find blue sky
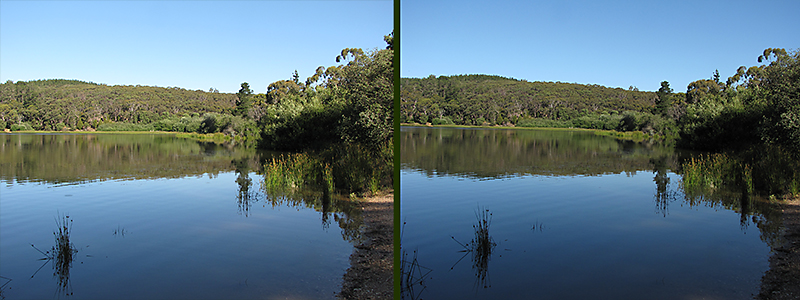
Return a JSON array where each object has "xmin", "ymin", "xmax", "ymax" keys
[
  {"xmin": 401, "ymin": 0, "xmax": 799, "ymax": 92},
  {"xmin": 0, "ymin": 1, "xmax": 391, "ymax": 93}
]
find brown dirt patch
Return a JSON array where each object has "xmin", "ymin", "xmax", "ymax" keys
[
  {"xmin": 337, "ymin": 193, "xmax": 394, "ymax": 300},
  {"xmin": 757, "ymin": 196, "xmax": 800, "ymax": 299}
]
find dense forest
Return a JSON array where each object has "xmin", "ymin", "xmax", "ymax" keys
[
  {"xmin": 401, "ymin": 48, "xmax": 800, "ymax": 154},
  {"xmin": 0, "ymin": 79, "xmax": 237, "ymax": 131},
  {"xmin": 0, "ymin": 34, "xmax": 395, "ymax": 195},
  {"xmin": 401, "ymin": 75, "xmax": 677, "ymax": 138}
]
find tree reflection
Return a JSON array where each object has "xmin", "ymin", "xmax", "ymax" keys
[
  {"xmin": 679, "ymin": 152, "xmax": 789, "ymax": 248},
  {"xmin": 651, "ymin": 156, "xmax": 677, "ymax": 217},
  {"xmin": 261, "ymin": 152, "xmax": 371, "ymax": 243},
  {"xmin": 232, "ymin": 157, "xmax": 259, "ymax": 217}
]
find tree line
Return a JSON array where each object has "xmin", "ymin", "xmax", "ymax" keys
[{"xmin": 401, "ymin": 48, "xmax": 800, "ymax": 154}]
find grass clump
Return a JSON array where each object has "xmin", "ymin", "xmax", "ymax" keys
[
  {"xmin": 682, "ymin": 153, "xmax": 753, "ymax": 195},
  {"xmin": 451, "ymin": 206, "xmax": 497, "ymax": 289},
  {"xmin": 30, "ymin": 213, "xmax": 78, "ymax": 296}
]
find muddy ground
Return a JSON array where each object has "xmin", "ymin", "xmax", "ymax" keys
[
  {"xmin": 337, "ymin": 194, "xmax": 394, "ymax": 300},
  {"xmin": 757, "ymin": 197, "xmax": 800, "ymax": 299}
]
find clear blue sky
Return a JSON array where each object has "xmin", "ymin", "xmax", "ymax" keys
[
  {"xmin": 401, "ymin": 0, "xmax": 799, "ymax": 92},
  {"xmin": 0, "ymin": 1, "xmax": 392, "ymax": 93}
]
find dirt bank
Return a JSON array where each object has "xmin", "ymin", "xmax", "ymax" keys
[
  {"xmin": 757, "ymin": 197, "xmax": 800, "ymax": 299},
  {"xmin": 337, "ymin": 193, "xmax": 394, "ymax": 300}
]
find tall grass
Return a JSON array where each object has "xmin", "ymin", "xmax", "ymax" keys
[
  {"xmin": 682, "ymin": 153, "xmax": 753, "ymax": 195},
  {"xmin": 263, "ymin": 152, "xmax": 333, "ymax": 195},
  {"xmin": 682, "ymin": 145, "xmax": 800, "ymax": 197},
  {"xmin": 263, "ymin": 142, "xmax": 392, "ymax": 196}
]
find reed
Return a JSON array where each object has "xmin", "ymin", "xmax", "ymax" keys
[
  {"xmin": 450, "ymin": 207, "xmax": 497, "ymax": 289},
  {"xmin": 681, "ymin": 153, "xmax": 753, "ymax": 195},
  {"xmin": 263, "ymin": 142, "xmax": 392, "ymax": 197},
  {"xmin": 400, "ymin": 249, "xmax": 432, "ymax": 300},
  {"xmin": 30, "ymin": 213, "xmax": 78, "ymax": 296}
]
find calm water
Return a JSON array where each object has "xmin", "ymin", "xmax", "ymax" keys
[
  {"xmin": 0, "ymin": 133, "xmax": 362, "ymax": 299},
  {"xmin": 400, "ymin": 127, "xmax": 780, "ymax": 300}
]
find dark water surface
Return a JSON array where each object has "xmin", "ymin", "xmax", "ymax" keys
[
  {"xmin": 400, "ymin": 127, "xmax": 780, "ymax": 300},
  {"xmin": 0, "ymin": 133, "xmax": 360, "ymax": 299}
]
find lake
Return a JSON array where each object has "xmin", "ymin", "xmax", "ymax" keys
[
  {"xmin": 0, "ymin": 133, "xmax": 362, "ymax": 299},
  {"xmin": 400, "ymin": 126, "xmax": 781, "ymax": 300}
]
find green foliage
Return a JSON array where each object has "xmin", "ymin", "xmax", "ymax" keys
[
  {"xmin": 259, "ymin": 36, "xmax": 394, "ymax": 152},
  {"xmin": 264, "ymin": 152, "xmax": 334, "ymax": 195},
  {"xmin": 431, "ymin": 116, "xmax": 454, "ymax": 125},
  {"xmin": 654, "ymin": 81, "xmax": 673, "ymax": 116},
  {"xmin": 516, "ymin": 117, "xmax": 573, "ymax": 128},
  {"xmin": 0, "ymin": 79, "xmax": 237, "ymax": 132},
  {"xmin": 682, "ymin": 153, "xmax": 754, "ymax": 195},
  {"xmin": 682, "ymin": 145, "xmax": 800, "ymax": 197},
  {"xmin": 9, "ymin": 122, "xmax": 33, "ymax": 131},
  {"xmin": 401, "ymin": 75, "xmax": 656, "ymax": 129},
  {"xmin": 264, "ymin": 142, "xmax": 392, "ymax": 195},
  {"xmin": 678, "ymin": 48, "xmax": 800, "ymax": 152},
  {"xmin": 97, "ymin": 122, "xmax": 154, "ymax": 132},
  {"xmin": 234, "ymin": 82, "xmax": 254, "ymax": 118}
]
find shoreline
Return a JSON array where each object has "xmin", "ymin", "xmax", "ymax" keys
[
  {"xmin": 758, "ymin": 197, "xmax": 800, "ymax": 299},
  {"xmin": 400, "ymin": 123, "xmax": 673, "ymax": 142},
  {"xmin": 337, "ymin": 193, "xmax": 394, "ymax": 300}
]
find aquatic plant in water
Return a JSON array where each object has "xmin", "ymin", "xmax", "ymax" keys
[
  {"xmin": 30, "ymin": 214, "xmax": 78, "ymax": 296},
  {"xmin": 401, "ymin": 221, "xmax": 433, "ymax": 300},
  {"xmin": 451, "ymin": 207, "xmax": 497, "ymax": 289},
  {"xmin": 400, "ymin": 249, "xmax": 432, "ymax": 300}
]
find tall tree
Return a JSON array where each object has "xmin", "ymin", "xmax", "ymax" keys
[
  {"xmin": 654, "ymin": 81, "xmax": 672, "ymax": 116},
  {"xmin": 235, "ymin": 82, "xmax": 253, "ymax": 118}
]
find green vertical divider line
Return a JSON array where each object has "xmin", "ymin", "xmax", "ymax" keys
[{"xmin": 393, "ymin": 0, "xmax": 401, "ymax": 298}]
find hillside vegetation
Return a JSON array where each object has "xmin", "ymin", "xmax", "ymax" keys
[{"xmin": 401, "ymin": 48, "xmax": 799, "ymax": 154}]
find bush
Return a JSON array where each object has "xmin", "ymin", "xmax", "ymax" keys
[
  {"xmin": 431, "ymin": 116, "xmax": 454, "ymax": 125},
  {"xmin": 516, "ymin": 117, "xmax": 572, "ymax": 128},
  {"xmin": 10, "ymin": 122, "xmax": 33, "ymax": 131},
  {"xmin": 96, "ymin": 122, "xmax": 154, "ymax": 131}
]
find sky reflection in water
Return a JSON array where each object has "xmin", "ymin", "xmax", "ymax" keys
[{"xmin": 401, "ymin": 127, "xmax": 775, "ymax": 300}]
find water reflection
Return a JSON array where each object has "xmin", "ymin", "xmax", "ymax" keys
[
  {"xmin": 679, "ymin": 153, "xmax": 788, "ymax": 248},
  {"xmin": 401, "ymin": 127, "xmax": 675, "ymax": 178},
  {"xmin": 401, "ymin": 127, "xmax": 794, "ymax": 299},
  {"xmin": 650, "ymin": 156, "xmax": 678, "ymax": 217},
  {"xmin": 0, "ymin": 276, "xmax": 10, "ymax": 300},
  {"xmin": 2, "ymin": 133, "xmax": 363, "ymax": 299},
  {"xmin": 400, "ymin": 248, "xmax": 432, "ymax": 300},
  {"xmin": 0, "ymin": 133, "xmax": 251, "ymax": 184},
  {"xmin": 401, "ymin": 220, "xmax": 432, "ymax": 300},
  {"xmin": 404, "ymin": 127, "xmax": 787, "ymax": 250},
  {"xmin": 232, "ymin": 157, "xmax": 260, "ymax": 217}
]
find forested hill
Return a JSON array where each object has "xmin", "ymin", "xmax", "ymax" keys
[
  {"xmin": 0, "ymin": 79, "xmax": 237, "ymax": 130},
  {"xmin": 401, "ymin": 74, "xmax": 659, "ymax": 126}
]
